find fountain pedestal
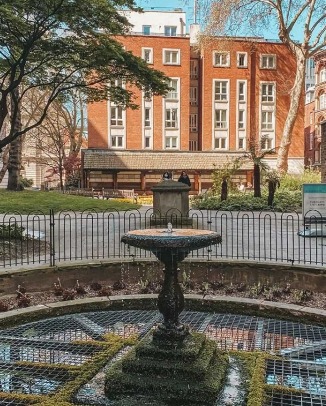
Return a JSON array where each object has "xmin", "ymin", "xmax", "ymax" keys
[
  {"xmin": 152, "ymin": 179, "xmax": 193, "ymax": 226},
  {"xmin": 153, "ymin": 248, "xmax": 189, "ymax": 343}
]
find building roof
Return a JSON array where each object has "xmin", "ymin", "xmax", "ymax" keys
[{"xmin": 83, "ymin": 150, "xmax": 253, "ymax": 171}]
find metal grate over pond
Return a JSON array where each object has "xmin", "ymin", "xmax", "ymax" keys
[{"xmin": 0, "ymin": 310, "xmax": 326, "ymax": 405}]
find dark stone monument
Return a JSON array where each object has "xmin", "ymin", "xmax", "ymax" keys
[{"xmin": 151, "ymin": 179, "xmax": 192, "ymax": 226}]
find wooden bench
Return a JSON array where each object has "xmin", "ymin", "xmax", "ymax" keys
[
  {"xmin": 101, "ymin": 188, "xmax": 138, "ymax": 203},
  {"xmin": 66, "ymin": 188, "xmax": 138, "ymax": 203},
  {"xmin": 66, "ymin": 188, "xmax": 94, "ymax": 197}
]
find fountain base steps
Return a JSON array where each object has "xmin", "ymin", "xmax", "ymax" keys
[{"xmin": 105, "ymin": 333, "xmax": 228, "ymax": 405}]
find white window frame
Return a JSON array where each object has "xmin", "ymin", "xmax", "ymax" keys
[
  {"xmin": 166, "ymin": 79, "xmax": 179, "ymax": 100},
  {"xmin": 164, "ymin": 26, "xmax": 177, "ymax": 36},
  {"xmin": 213, "ymin": 51, "xmax": 230, "ymax": 67},
  {"xmin": 190, "ymin": 114, "xmax": 198, "ymax": 132},
  {"xmin": 214, "ymin": 80, "xmax": 228, "ymax": 101},
  {"xmin": 142, "ymin": 47, "xmax": 153, "ymax": 64},
  {"xmin": 165, "ymin": 108, "xmax": 178, "ymax": 129},
  {"xmin": 190, "ymin": 86, "xmax": 198, "ymax": 105},
  {"xmin": 261, "ymin": 136, "xmax": 273, "ymax": 150},
  {"xmin": 144, "ymin": 136, "xmax": 151, "ymax": 149},
  {"xmin": 260, "ymin": 54, "xmax": 276, "ymax": 69},
  {"xmin": 111, "ymin": 134, "xmax": 124, "ymax": 149},
  {"xmin": 214, "ymin": 137, "xmax": 227, "ymax": 150},
  {"xmin": 215, "ymin": 109, "xmax": 228, "ymax": 129},
  {"xmin": 144, "ymin": 107, "xmax": 151, "ymax": 128},
  {"xmin": 237, "ymin": 52, "xmax": 248, "ymax": 68},
  {"xmin": 261, "ymin": 111, "xmax": 274, "ymax": 130},
  {"xmin": 238, "ymin": 137, "xmax": 245, "ymax": 150},
  {"xmin": 238, "ymin": 81, "xmax": 246, "ymax": 102},
  {"xmin": 110, "ymin": 106, "xmax": 123, "ymax": 126},
  {"xmin": 238, "ymin": 110, "xmax": 245, "ymax": 129},
  {"xmin": 165, "ymin": 135, "xmax": 178, "ymax": 149},
  {"xmin": 163, "ymin": 49, "xmax": 180, "ymax": 65},
  {"xmin": 261, "ymin": 83, "xmax": 275, "ymax": 103}
]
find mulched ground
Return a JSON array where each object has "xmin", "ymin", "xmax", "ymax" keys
[{"xmin": 1, "ymin": 279, "xmax": 326, "ymax": 313}]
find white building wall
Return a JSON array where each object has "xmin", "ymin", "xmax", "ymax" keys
[{"xmin": 121, "ymin": 10, "xmax": 187, "ymax": 35}]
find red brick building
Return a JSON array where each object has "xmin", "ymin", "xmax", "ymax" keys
[
  {"xmin": 84, "ymin": 10, "xmax": 304, "ymax": 193},
  {"xmin": 304, "ymin": 50, "xmax": 326, "ymax": 180}
]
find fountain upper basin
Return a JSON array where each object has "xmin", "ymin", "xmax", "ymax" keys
[{"xmin": 121, "ymin": 229, "xmax": 222, "ymax": 251}]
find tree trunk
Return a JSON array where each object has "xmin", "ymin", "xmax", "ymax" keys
[
  {"xmin": 221, "ymin": 180, "xmax": 228, "ymax": 201},
  {"xmin": 7, "ymin": 88, "xmax": 23, "ymax": 191},
  {"xmin": 0, "ymin": 145, "xmax": 10, "ymax": 183},
  {"xmin": 268, "ymin": 181, "xmax": 276, "ymax": 206},
  {"xmin": 276, "ymin": 48, "xmax": 305, "ymax": 174},
  {"xmin": 253, "ymin": 164, "xmax": 261, "ymax": 197},
  {"xmin": 7, "ymin": 136, "xmax": 23, "ymax": 190}
]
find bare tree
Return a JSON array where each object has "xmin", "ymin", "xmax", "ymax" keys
[
  {"xmin": 24, "ymin": 89, "xmax": 86, "ymax": 191},
  {"xmin": 201, "ymin": 0, "xmax": 326, "ymax": 173}
]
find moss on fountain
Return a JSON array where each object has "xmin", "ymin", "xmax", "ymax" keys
[{"xmin": 105, "ymin": 332, "xmax": 228, "ymax": 405}]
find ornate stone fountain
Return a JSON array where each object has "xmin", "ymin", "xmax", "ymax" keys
[
  {"xmin": 121, "ymin": 225, "xmax": 222, "ymax": 343},
  {"xmin": 105, "ymin": 225, "xmax": 223, "ymax": 405}
]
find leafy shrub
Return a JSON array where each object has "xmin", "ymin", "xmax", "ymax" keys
[
  {"xmin": 279, "ymin": 169, "xmax": 320, "ymax": 192},
  {"xmin": 192, "ymin": 170, "xmax": 319, "ymax": 212},
  {"xmin": 0, "ymin": 301, "xmax": 9, "ymax": 312},
  {"xmin": 0, "ymin": 224, "xmax": 25, "ymax": 239},
  {"xmin": 18, "ymin": 177, "xmax": 33, "ymax": 188},
  {"xmin": 192, "ymin": 190, "xmax": 302, "ymax": 212}
]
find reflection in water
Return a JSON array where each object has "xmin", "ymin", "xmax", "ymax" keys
[{"xmin": 0, "ymin": 373, "xmax": 61, "ymax": 394}]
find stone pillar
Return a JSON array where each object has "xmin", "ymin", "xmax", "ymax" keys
[{"xmin": 151, "ymin": 179, "xmax": 192, "ymax": 226}]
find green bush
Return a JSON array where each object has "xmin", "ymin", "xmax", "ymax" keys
[
  {"xmin": 279, "ymin": 169, "xmax": 320, "ymax": 192},
  {"xmin": 192, "ymin": 190, "xmax": 302, "ymax": 212},
  {"xmin": 192, "ymin": 171, "xmax": 318, "ymax": 212},
  {"xmin": 0, "ymin": 224, "xmax": 25, "ymax": 239},
  {"xmin": 18, "ymin": 177, "xmax": 33, "ymax": 188}
]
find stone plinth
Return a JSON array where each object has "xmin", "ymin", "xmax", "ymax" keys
[{"xmin": 151, "ymin": 179, "xmax": 192, "ymax": 226}]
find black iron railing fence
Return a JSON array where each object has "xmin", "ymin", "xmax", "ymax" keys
[{"xmin": 0, "ymin": 208, "xmax": 325, "ymax": 269}]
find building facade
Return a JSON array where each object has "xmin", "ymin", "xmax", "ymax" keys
[
  {"xmin": 304, "ymin": 50, "xmax": 326, "ymax": 180},
  {"xmin": 84, "ymin": 10, "xmax": 304, "ymax": 193}
]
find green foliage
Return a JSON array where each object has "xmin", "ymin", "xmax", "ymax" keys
[
  {"xmin": 0, "ymin": 224, "xmax": 25, "ymax": 239},
  {"xmin": 0, "ymin": 0, "xmax": 169, "ymax": 150},
  {"xmin": 106, "ymin": 333, "xmax": 228, "ymax": 405},
  {"xmin": 18, "ymin": 177, "xmax": 33, "ymax": 188},
  {"xmin": 279, "ymin": 169, "xmax": 321, "ymax": 192},
  {"xmin": 247, "ymin": 354, "xmax": 266, "ymax": 406},
  {"xmin": 0, "ymin": 190, "xmax": 139, "ymax": 214},
  {"xmin": 193, "ymin": 170, "xmax": 315, "ymax": 212},
  {"xmin": 212, "ymin": 157, "xmax": 243, "ymax": 195},
  {"xmin": 192, "ymin": 190, "xmax": 302, "ymax": 212}
]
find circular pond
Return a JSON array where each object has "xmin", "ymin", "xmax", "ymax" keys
[{"xmin": 0, "ymin": 309, "xmax": 326, "ymax": 405}]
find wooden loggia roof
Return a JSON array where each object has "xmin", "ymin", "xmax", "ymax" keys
[{"xmin": 83, "ymin": 150, "xmax": 254, "ymax": 171}]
